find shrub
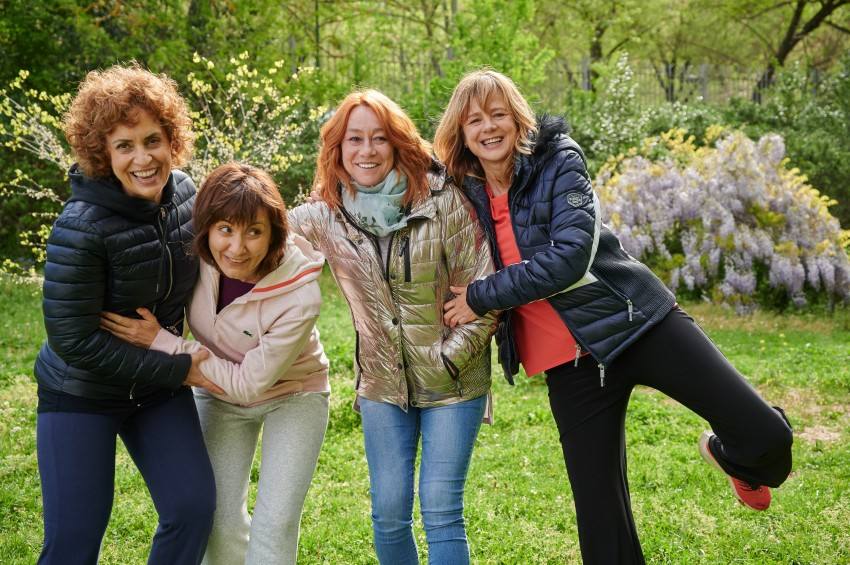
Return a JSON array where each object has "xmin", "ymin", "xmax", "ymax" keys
[
  {"xmin": 183, "ymin": 52, "xmax": 325, "ymax": 201},
  {"xmin": 720, "ymin": 55, "xmax": 850, "ymax": 227},
  {"xmin": 595, "ymin": 128, "xmax": 850, "ymax": 312},
  {"xmin": 0, "ymin": 57, "xmax": 324, "ymax": 274},
  {"xmin": 566, "ymin": 54, "xmax": 725, "ymax": 176},
  {"xmin": 0, "ymin": 71, "xmax": 70, "ymax": 267}
]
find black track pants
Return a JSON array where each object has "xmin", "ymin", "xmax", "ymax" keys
[{"xmin": 545, "ymin": 307, "xmax": 793, "ymax": 565}]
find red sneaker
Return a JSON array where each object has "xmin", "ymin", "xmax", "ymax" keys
[{"xmin": 699, "ymin": 431, "xmax": 771, "ymax": 511}]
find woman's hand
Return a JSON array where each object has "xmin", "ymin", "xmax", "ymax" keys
[
  {"xmin": 305, "ymin": 189, "xmax": 323, "ymax": 203},
  {"xmin": 184, "ymin": 350, "xmax": 225, "ymax": 395},
  {"xmin": 100, "ymin": 307, "xmax": 162, "ymax": 348},
  {"xmin": 443, "ymin": 285, "xmax": 480, "ymax": 328}
]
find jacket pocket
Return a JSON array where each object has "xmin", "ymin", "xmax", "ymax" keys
[
  {"xmin": 441, "ymin": 353, "xmax": 463, "ymax": 397},
  {"xmin": 354, "ymin": 330, "xmax": 362, "ymax": 391}
]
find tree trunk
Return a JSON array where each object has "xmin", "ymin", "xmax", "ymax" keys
[{"xmin": 752, "ymin": 0, "xmax": 850, "ymax": 101}]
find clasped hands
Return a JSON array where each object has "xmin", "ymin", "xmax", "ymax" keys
[{"xmin": 99, "ymin": 308, "xmax": 224, "ymax": 395}]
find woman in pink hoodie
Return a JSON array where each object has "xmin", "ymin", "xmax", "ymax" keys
[{"xmin": 101, "ymin": 162, "xmax": 329, "ymax": 565}]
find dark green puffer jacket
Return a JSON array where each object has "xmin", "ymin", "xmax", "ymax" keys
[{"xmin": 34, "ymin": 165, "xmax": 198, "ymax": 400}]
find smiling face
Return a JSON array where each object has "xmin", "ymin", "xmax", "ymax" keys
[
  {"xmin": 207, "ymin": 209, "xmax": 272, "ymax": 283},
  {"xmin": 341, "ymin": 105, "xmax": 395, "ymax": 187},
  {"xmin": 461, "ymin": 94, "xmax": 518, "ymax": 175},
  {"xmin": 105, "ymin": 107, "xmax": 173, "ymax": 203}
]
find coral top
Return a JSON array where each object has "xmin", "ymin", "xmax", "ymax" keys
[{"xmin": 487, "ymin": 185, "xmax": 579, "ymax": 375}]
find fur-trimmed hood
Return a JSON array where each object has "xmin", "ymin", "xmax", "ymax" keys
[{"xmin": 531, "ymin": 114, "xmax": 571, "ymax": 157}]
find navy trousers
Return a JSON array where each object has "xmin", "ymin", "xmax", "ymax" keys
[{"xmin": 37, "ymin": 387, "xmax": 216, "ymax": 565}]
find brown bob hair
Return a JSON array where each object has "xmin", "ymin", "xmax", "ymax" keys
[
  {"xmin": 193, "ymin": 163, "xmax": 289, "ymax": 279},
  {"xmin": 314, "ymin": 89, "xmax": 432, "ymax": 209},
  {"xmin": 63, "ymin": 63, "xmax": 193, "ymax": 178},
  {"xmin": 434, "ymin": 69, "xmax": 537, "ymax": 186}
]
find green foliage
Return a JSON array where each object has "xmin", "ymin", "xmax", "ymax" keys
[
  {"xmin": 420, "ymin": 0, "xmax": 555, "ymax": 129},
  {"xmin": 182, "ymin": 52, "xmax": 325, "ymax": 200},
  {"xmin": 0, "ymin": 71, "xmax": 69, "ymax": 264},
  {"xmin": 720, "ymin": 54, "xmax": 850, "ymax": 226},
  {"xmin": 0, "ymin": 55, "xmax": 325, "ymax": 273}
]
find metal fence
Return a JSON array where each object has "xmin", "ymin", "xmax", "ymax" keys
[{"xmin": 316, "ymin": 53, "xmax": 787, "ymax": 113}]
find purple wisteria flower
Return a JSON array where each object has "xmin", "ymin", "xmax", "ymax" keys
[{"xmin": 595, "ymin": 129, "xmax": 850, "ymax": 309}]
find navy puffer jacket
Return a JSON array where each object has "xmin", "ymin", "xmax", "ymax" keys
[
  {"xmin": 464, "ymin": 116, "xmax": 676, "ymax": 385},
  {"xmin": 34, "ymin": 165, "xmax": 198, "ymax": 400}
]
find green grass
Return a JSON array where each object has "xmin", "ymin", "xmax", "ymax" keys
[{"xmin": 1, "ymin": 271, "xmax": 849, "ymax": 563}]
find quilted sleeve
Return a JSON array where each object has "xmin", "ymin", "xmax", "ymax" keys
[{"xmin": 466, "ymin": 149, "xmax": 597, "ymax": 315}]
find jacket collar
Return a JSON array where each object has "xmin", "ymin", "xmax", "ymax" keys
[{"xmin": 66, "ymin": 163, "xmax": 176, "ymax": 221}]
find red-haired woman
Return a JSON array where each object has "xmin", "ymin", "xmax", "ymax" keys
[
  {"xmin": 34, "ymin": 64, "xmax": 217, "ymax": 564},
  {"xmin": 288, "ymin": 89, "xmax": 497, "ymax": 565}
]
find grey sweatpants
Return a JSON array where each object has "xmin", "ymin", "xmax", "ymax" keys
[{"xmin": 195, "ymin": 391, "xmax": 329, "ymax": 565}]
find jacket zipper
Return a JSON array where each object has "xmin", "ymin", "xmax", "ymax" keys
[
  {"xmin": 338, "ymin": 206, "xmax": 393, "ymax": 281},
  {"xmin": 354, "ymin": 330, "xmax": 362, "ymax": 392},
  {"xmin": 383, "ymin": 232, "xmax": 396, "ymax": 282},
  {"xmin": 398, "ymin": 234, "xmax": 411, "ymax": 282},
  {"xmin": 590, "ymin": 268, "xmax": 634, "ymax": 321}
]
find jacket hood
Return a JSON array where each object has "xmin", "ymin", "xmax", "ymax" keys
[
  {"xmin": 531, "ymin": 114, "xmax": 574, "ymax": 158},
  {"xmin": 67, "ymin": 163, "xmax": 176, "ymax": 221},
  {"xmin": 523, "ymin": 114, "xmax": 587, "ymax": 175},
  {"xmin": 242, "ymin": 233, "xmax": 324, "ymax": 300}
]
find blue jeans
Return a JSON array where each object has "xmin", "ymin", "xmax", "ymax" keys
[{"xmin": 359, "ymin": 394, "xmax": 486, "ymax": 565}]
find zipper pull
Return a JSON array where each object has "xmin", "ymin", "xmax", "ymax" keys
[
  {"xmin": 598, "ymin": 363, "xmax": 606, "ymax": 387},
  {"xmin": 160, "ymin": 207, "xmax": 167, "ymax": 220},
  {"xmin": 574, "ymin": 344, "xmax": 581, "ymax": 367},
  {"xmin": 626, "ymin": 299, "xmax": 633, "ymax": 322}
]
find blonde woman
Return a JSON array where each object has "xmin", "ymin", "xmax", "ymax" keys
[{"xmin": 434, "ymin": 70, "xmax": 793, "ymax": 565}]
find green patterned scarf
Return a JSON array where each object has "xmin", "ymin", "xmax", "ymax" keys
[{"xmin": 341, "ymin": 169, "xmax": 409, "ymax": 237}]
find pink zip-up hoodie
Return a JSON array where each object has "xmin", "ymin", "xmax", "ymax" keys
[{"xmin": 150, "ymin": 234, "xmax": 329, "ymax": 406}]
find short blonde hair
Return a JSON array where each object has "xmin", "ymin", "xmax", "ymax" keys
[
  {"xmin": 63, "ymin": 63, "xmax": 193, "ymax": 177},
  {"xmin": 434, "ymin": 69, "xmax": 536, "ymax": 185},
  {"xmin": 313, "ymin": 89, "xmax": 432, "ymax": 210}
]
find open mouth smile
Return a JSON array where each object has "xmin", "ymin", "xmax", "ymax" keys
[{"xmin": 131, "ymin": 168, "xmax": 158, "ymax": 180}]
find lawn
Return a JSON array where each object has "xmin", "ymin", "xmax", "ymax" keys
[{"xmin": 1, "ymin": 270, "xmax": 848, "ymax": 564}]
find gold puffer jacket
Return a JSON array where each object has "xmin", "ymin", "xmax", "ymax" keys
[{"xmin": 289, "ymin": 165, "xmax": 497, "ymax": 410}]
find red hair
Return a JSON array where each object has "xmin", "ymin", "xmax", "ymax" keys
[
  {"xmin": 314, "ymin": 89, "xmax": 432, "ymax": 209},
  {"xmin": 63, "ymin": 63, "xmax": 193, "ymax": 177}
]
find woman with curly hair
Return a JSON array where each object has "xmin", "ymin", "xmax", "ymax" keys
[
  {"xmin": 288, "ymin": 89, "xmax": 497, "ymax": 564},
  {"xmin": 34, "ymin": 64, "xmax": 219, "ymax": 565}
]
